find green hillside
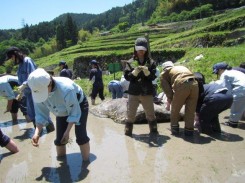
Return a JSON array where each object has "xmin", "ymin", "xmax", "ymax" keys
[{"xmin": 34, "ymin": 7, "xmax": 245, "ymax": 84}]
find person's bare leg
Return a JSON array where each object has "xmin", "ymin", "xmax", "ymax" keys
[
  {"xmin": 11, "ymin": 113, "xmax": 18, "ymax": 123},
  {"xmin": 5, "ymin": 139, "xmax": 19, "ymax": 153},
  {"xmin": 79, "ymin": 142, "xmax": 90, "ymax": 161},
  {"xmin": 56, "ymin": 146, "xmax": 66, "ymax": 157}
]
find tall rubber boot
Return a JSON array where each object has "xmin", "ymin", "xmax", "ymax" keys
[
  {"xmin": 149, "ymin": 120, "xmax": 158, "ymax": 133},
  {"xmin": 184, "ymin": 127, "xmax": 194, "ymax": 136},
  {"xmin": 212, "ymin": 122, "xmax": 221, "ymax": 133},
  {"xmin": 91, "ymin": 99, "xmax": 95, "ymax": 105},
  {"xmin": 171, "ymin": 124, "xmax": 179, "ymax": 135},
  {"xmin": 224, "ymin": 121, "xmax": 238, "ymax": 128},
  {"xmin": 124, "ymin": 122, "xmax": 133, "ymax": 136}
]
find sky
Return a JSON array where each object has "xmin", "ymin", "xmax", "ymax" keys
[{"xmin": 0, "ymin": 0, "xmax": 133, "ymax": 30}]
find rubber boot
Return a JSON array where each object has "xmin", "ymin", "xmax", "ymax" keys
[
  {"xmin": 171, "ymin": 124, "xmax": 179, "ymax": 135},
  {"xmin": 212, "ymin": 122, "xmax": 221, "ymax": 133},
  {"xmin": 91, "ymin": 99, "xmax": 95, "ymax": 105},
  {"xmin": 224, "ymin": 121, "xmax": 238, "ymax": 128},
  {"xmin": 184, "ymin": 127, "xmax": 194, "ymax": 136},
  {"xmin": 124, "ymin": 122, "xmax": 133, "ymax": 136},
  {"xmin": 149, "ymin": 120, "xmax": 158, "ymax": 133},
  {"xmin": 11, "ymin": 113, "xmax": 18, "ymax": 123},
  {"xmin": 200, "ymin": 123, "xmax": 212, "ymax": 134}
]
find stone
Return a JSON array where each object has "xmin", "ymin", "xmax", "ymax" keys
[{"xmin": 89, "ymin": 93, "xmax": 184, "ymax": 124}]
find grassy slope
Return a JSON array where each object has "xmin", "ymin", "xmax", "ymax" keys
[{"xmin": 33, "ymin": 7, "xmax": 245, "ymax": 97}]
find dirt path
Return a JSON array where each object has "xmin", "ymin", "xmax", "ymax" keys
[{"xmin": 0, "ymin": 99, "xmax": 245, "ymax": 183}]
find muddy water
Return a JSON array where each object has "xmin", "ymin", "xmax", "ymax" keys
[{"xmin": 0, "ymin": 100, "xmax": 245, "ymax": 183}]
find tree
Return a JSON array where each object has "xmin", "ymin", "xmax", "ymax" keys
[
  {"xmin": 64, "ymin": 14, "xmax": 78, "ymax": 45},
  {"xmin": 56, "ymin": 23, "xmax": 66, "ymax": 50}
]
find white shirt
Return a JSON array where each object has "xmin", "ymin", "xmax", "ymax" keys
[
  {"xmin": 220, "ymin": 69, "xmax": 245, "ymax": 98},
  {"xmin": 0, "ymin": 75, "xmax": 18, "ymax": 100}
]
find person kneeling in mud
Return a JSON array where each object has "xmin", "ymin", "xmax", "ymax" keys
[
  {"xmin": 194, "ymin": 72, "xmax": 233, "ymax": 134},
  {"xmin": 29, "ymin": 68, "xmax": 90, "ymax": 161}
]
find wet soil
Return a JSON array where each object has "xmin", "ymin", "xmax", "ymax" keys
[{"xmin": 0, "ymin": 99, "xmax": 245, "ymax": 183}]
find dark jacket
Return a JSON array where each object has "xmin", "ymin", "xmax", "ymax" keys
[
  {"xmin": 232, "ymin": 67, "xmax": 245, "ymax": 74},
  {"xmin": 196, "ymin": 82, "xmax": 232, "ymax": 113},
  {"xmin": 124, "ymin": 58, "xmax": 156, "ymax": 96},
  {"xmin": 60, "ymin": 69, "xmax": 73, "ymax": 79},
  {"xmin": 89, "ymin": 68, "xmax": 104, "ymax": 87}
]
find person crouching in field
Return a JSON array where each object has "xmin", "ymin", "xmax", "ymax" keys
[
  {"xmin": 194, "ymin": 72, "xmax": 233, "ymax": 134},
  {"xmin": 0, "ymin": 75, "xmax": 30, "ymax": 123},
  {"xmin": 160, "ymin": 61, "xmax": 199, "ymax": 136},
  {"xmin": 108, "ymin": 80, "xmax": 124, "ymax": 99},
  {"xmin": 213, "ymin": 62, "xmax": 245, "ymax": 128},
  {"xmin": 0, "ymin": 128, "xmax": 19, "ymax": 153},
  {"xmin": 28, "ymin": 68, "xmax": 90, "ymax": 161}
]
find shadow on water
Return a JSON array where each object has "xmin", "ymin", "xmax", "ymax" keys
[
  {"xmin": 35, "ymin": 153, "xmax": 96, "ymax": 183},
  {"xmin": 0, "ymin": 119, "xmax": 28, "ymax": 128},
  {"xmin": 173, "ymin": 128, "xmax": 243, "ymax": 144},
  {"xmin": 209, "ymin": 131, "xmax": 244, "ymax": 142},
  {"xmin": 14, "ymin": 128, "xmax": 34, "ymax": 141},
  {"xmin": 0, "ymin": 152, "xmax": 13, "ymax": 163},
  {"xmin": 237, "ymin": 122, "xmax": 245, "ymax": 130},
  {"xmin": 167, "ymin": 128, "xmax": 214, "ymax": 144},
  {"xmin": 133, "ymin": 133, "xmax": 171, "ymax": 147},
  {"xmin": 221, "ymin": 122, "xmax": 245, "ymax": 131}
]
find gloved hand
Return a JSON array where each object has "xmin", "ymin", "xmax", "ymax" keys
[
  {"xmin": 16, "ymin": 93, "xmax": 23, "ymax": 101},
  {"xmin": 17, "ymin": 84, "xmax": 27, "ymax": 94},
  {"xmin": 141, "ymin": 66, "xmax": 150, "ymax": 76},
  {"xmin": 132, "ymin": 67, "xmax": 141, "ymax": 77}
]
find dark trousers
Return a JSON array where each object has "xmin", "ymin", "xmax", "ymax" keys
[
  {"xmin": 199, "ymin": 92, "xmax": 233, "ymax": 133},
  {"xmin": 0, "ymin": 129, "xmax": 10, "ymax": 147},
  {"xmin": 54, "ymin": 97, "xmax": 90, "ymax": 146},
  {"xmin": 91, "ymin": 84, "xmax": 105, "ymax": 100}
]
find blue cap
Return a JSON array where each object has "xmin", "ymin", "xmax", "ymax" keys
[
  {"xmin": 90, "ymin": 60, "xmax": 98, "ymax": 65},
  {"xmin": 213, "ymin": 62, "xmax": 228, "ymax": 74},
  {"xmin": 59, "ymin": 60, "xmax": 66, "ymax": 66}
]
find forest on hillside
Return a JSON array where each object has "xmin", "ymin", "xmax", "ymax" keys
[{"xmin": 0, "ymin": 0, "xmax": 244, "ymax": 66}]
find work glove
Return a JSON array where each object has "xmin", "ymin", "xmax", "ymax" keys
[
  {"xmin": 141, "ymin": 66, "xmax": 150, "ymax": 76},
  {"xmin": 17, "ymin": 84, "xmax": 27, "ymax": 94},
  {"xmin": 16, "ymin": 92, "xmax": 23, "ymax": 101},
  {"xmin": 132, "ymin": 67, "xmax": 141, "ymax": 77}
]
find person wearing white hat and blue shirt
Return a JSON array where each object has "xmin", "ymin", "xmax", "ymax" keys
[{"xmin": 28, "ymin": 68, "xmax": 90, "ymax": 161}]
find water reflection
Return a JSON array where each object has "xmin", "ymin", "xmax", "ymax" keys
[{"xmin": 35, "ymin": 153, "xmax": 96, "ymax": 182}]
